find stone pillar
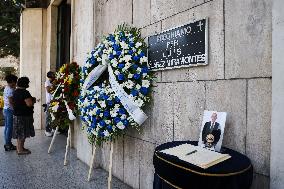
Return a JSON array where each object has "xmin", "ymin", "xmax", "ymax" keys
[
  {"xmin": 41, "ymin": 9, "xmax": 47, "ymax": 129},
  {"xmin": 71, "ymin": 0, "xmax": 95, "ymax": 166},
  {"xmin": 20, "ymin": 8, "xmax": 46, "ymax": 130},
  {"xmin": 45, "ymin": 5, "xmax": 58, "ymax": 72},
  {"xmin": 271, "ymin": 0, "xmax": 284, "ymax": 188}
]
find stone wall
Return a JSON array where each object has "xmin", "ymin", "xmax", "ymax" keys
[
  {"xmin": 20, "ymin": 8, "xmax": 46, "ymax": 130},
  {"xmin": 270, "ymin": 0, "xmax": 284, "ymax": 188},
  {"xmin": 72, "ymin": 0, "xmax": 96, "ymax": 166},
  {"xmin": 71, "ymin": 0, "xmax": 272, "ymax": 188},
  {"xmin": 0, "ymin": 56, "xmax": 19, "ymax": 71},
  {"xmin": 0, "ymin": 56, "xmax": 20, "ymax": 88}
]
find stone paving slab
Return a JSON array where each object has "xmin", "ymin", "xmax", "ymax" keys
[{"xmin": 0, "ymin": 128, "xmax": 132, "ymax": 189}]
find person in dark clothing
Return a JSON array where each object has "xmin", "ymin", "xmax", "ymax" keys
[
  {"xmin": 202, "ymin": 112, "xmax": 221, "ymax": 149},
  {"xmin": 12, "ymin": 77, "xmax": 36, "ymax": 155}
]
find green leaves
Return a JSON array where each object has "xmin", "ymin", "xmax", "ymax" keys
[
  {"xmin": 0, "ymin": 0, "xmax": 24, "ymax": 58},
  {"xmin": 115, "ymin": 23, "xmax": 142, "ymax": 38}
]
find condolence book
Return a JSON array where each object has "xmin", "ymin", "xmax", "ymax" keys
[{"xmin": 160, "ymin": 144, "xmax": 231, "ymax": 169}]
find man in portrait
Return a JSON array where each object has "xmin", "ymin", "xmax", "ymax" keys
[{"xmin": 202, "ymin": 112, "xmax": 221, "ymax": 150}]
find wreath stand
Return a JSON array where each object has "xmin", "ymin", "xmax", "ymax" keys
[
  {"xmin": 88, "ymin": 142, "xmax": 114, "ymax": 189},
  {"xmin": 48, "ymin": 126, "xmax": 58, "ymax": 154},
  {"xmin": 64, "ymin": 126, "xmax": 72, "ymax": 165},
  {"xmin": 47, "ymin": 125, "xmax": 72, "ymax": 166}
]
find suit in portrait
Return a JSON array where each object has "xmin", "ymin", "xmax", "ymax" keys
[{"xmin": 202, "ymin": 121, "xmax": 221, "ymax": 148}]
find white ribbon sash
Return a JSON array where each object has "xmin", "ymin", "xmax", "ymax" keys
[
  {"xmin": 82, "ymin": 60, "xmax": 148, "ymax": 125},
  {"xmin": 51, "ymin": 80, "xmax": 76, "ymax": 121},
  {"xmin": 83, "ymin": 64, "xmax": 108, "ymax": 89},
  {"xmin": 51, "ymin": 83, "xmax": 61, "ymax": 100},
  {"xmin": 108, "ymin": 65, "xmax": 148, "ymax": 125}
]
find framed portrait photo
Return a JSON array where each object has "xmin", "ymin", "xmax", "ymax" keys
[{"xmin": 198, "ymin": 110, "xmax": 227, "ymax": 152}]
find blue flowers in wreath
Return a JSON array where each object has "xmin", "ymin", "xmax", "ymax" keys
[{"xmin": 78, "ymin": 25, "xmax": 153, "ymax": 145}]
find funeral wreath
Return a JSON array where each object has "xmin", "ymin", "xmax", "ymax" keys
[
  {"xmin": 49, "ymin": 62, "xmax": 80, "ymax": 129},
  {"xmin": 79, "ymin": 25, "xmax": 153, "ymax": 145}
]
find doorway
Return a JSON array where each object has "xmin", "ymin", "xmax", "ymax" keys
[{"xmin": 56, "ymin": 0, "xmax": 71, "ymax": 69}]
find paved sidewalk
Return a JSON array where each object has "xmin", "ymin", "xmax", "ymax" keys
[{"xmin": 0, "ymin": 127, "xmax": 131, "ymax": 189}]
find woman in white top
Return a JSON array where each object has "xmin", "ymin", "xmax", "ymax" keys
[
  {"xmin": 44, "ymin": 71, "xmax": 55, "ymax": 137},
  {"xmin": 3, "ymin": 74, "xmax": 18, "ymax": 151}
]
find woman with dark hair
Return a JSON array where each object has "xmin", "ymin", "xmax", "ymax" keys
[
  {"xmin": 12, "ymin": 77, "xmax": 36, "ymax": 155},
  {"xmin": 3, "ymin": 74, "xmax": 18, "ymax": 151}
]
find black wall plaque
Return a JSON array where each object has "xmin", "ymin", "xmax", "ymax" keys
[{"xmin": 148, "ymin": 18, "xmax": 208, "ymax": 71}]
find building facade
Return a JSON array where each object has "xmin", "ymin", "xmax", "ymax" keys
[{"xmin": 20, "ymin": 0, "xmax": 284, "ymax": 188}]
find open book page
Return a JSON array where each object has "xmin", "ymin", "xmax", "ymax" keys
[
  {"xmin": 160, "ymin": 143, "xmax": 198, "ymax": 157},
  {"xmin": 160, "ymin": 144, "xmax": 231, "ymax": 169}
]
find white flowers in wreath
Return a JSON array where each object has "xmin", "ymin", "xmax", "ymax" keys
[{"xmin": 78, "ymin": 25, "xmax": 153, "ymax": 145}]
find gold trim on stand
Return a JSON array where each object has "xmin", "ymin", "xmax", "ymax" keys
[
  {"xmin": 156, "ymin": 174, "xmax": 182, "ymax": 189},
  {"xmin": 155, "ymin": 152, "xmax": 252, "ymax": 177}
]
